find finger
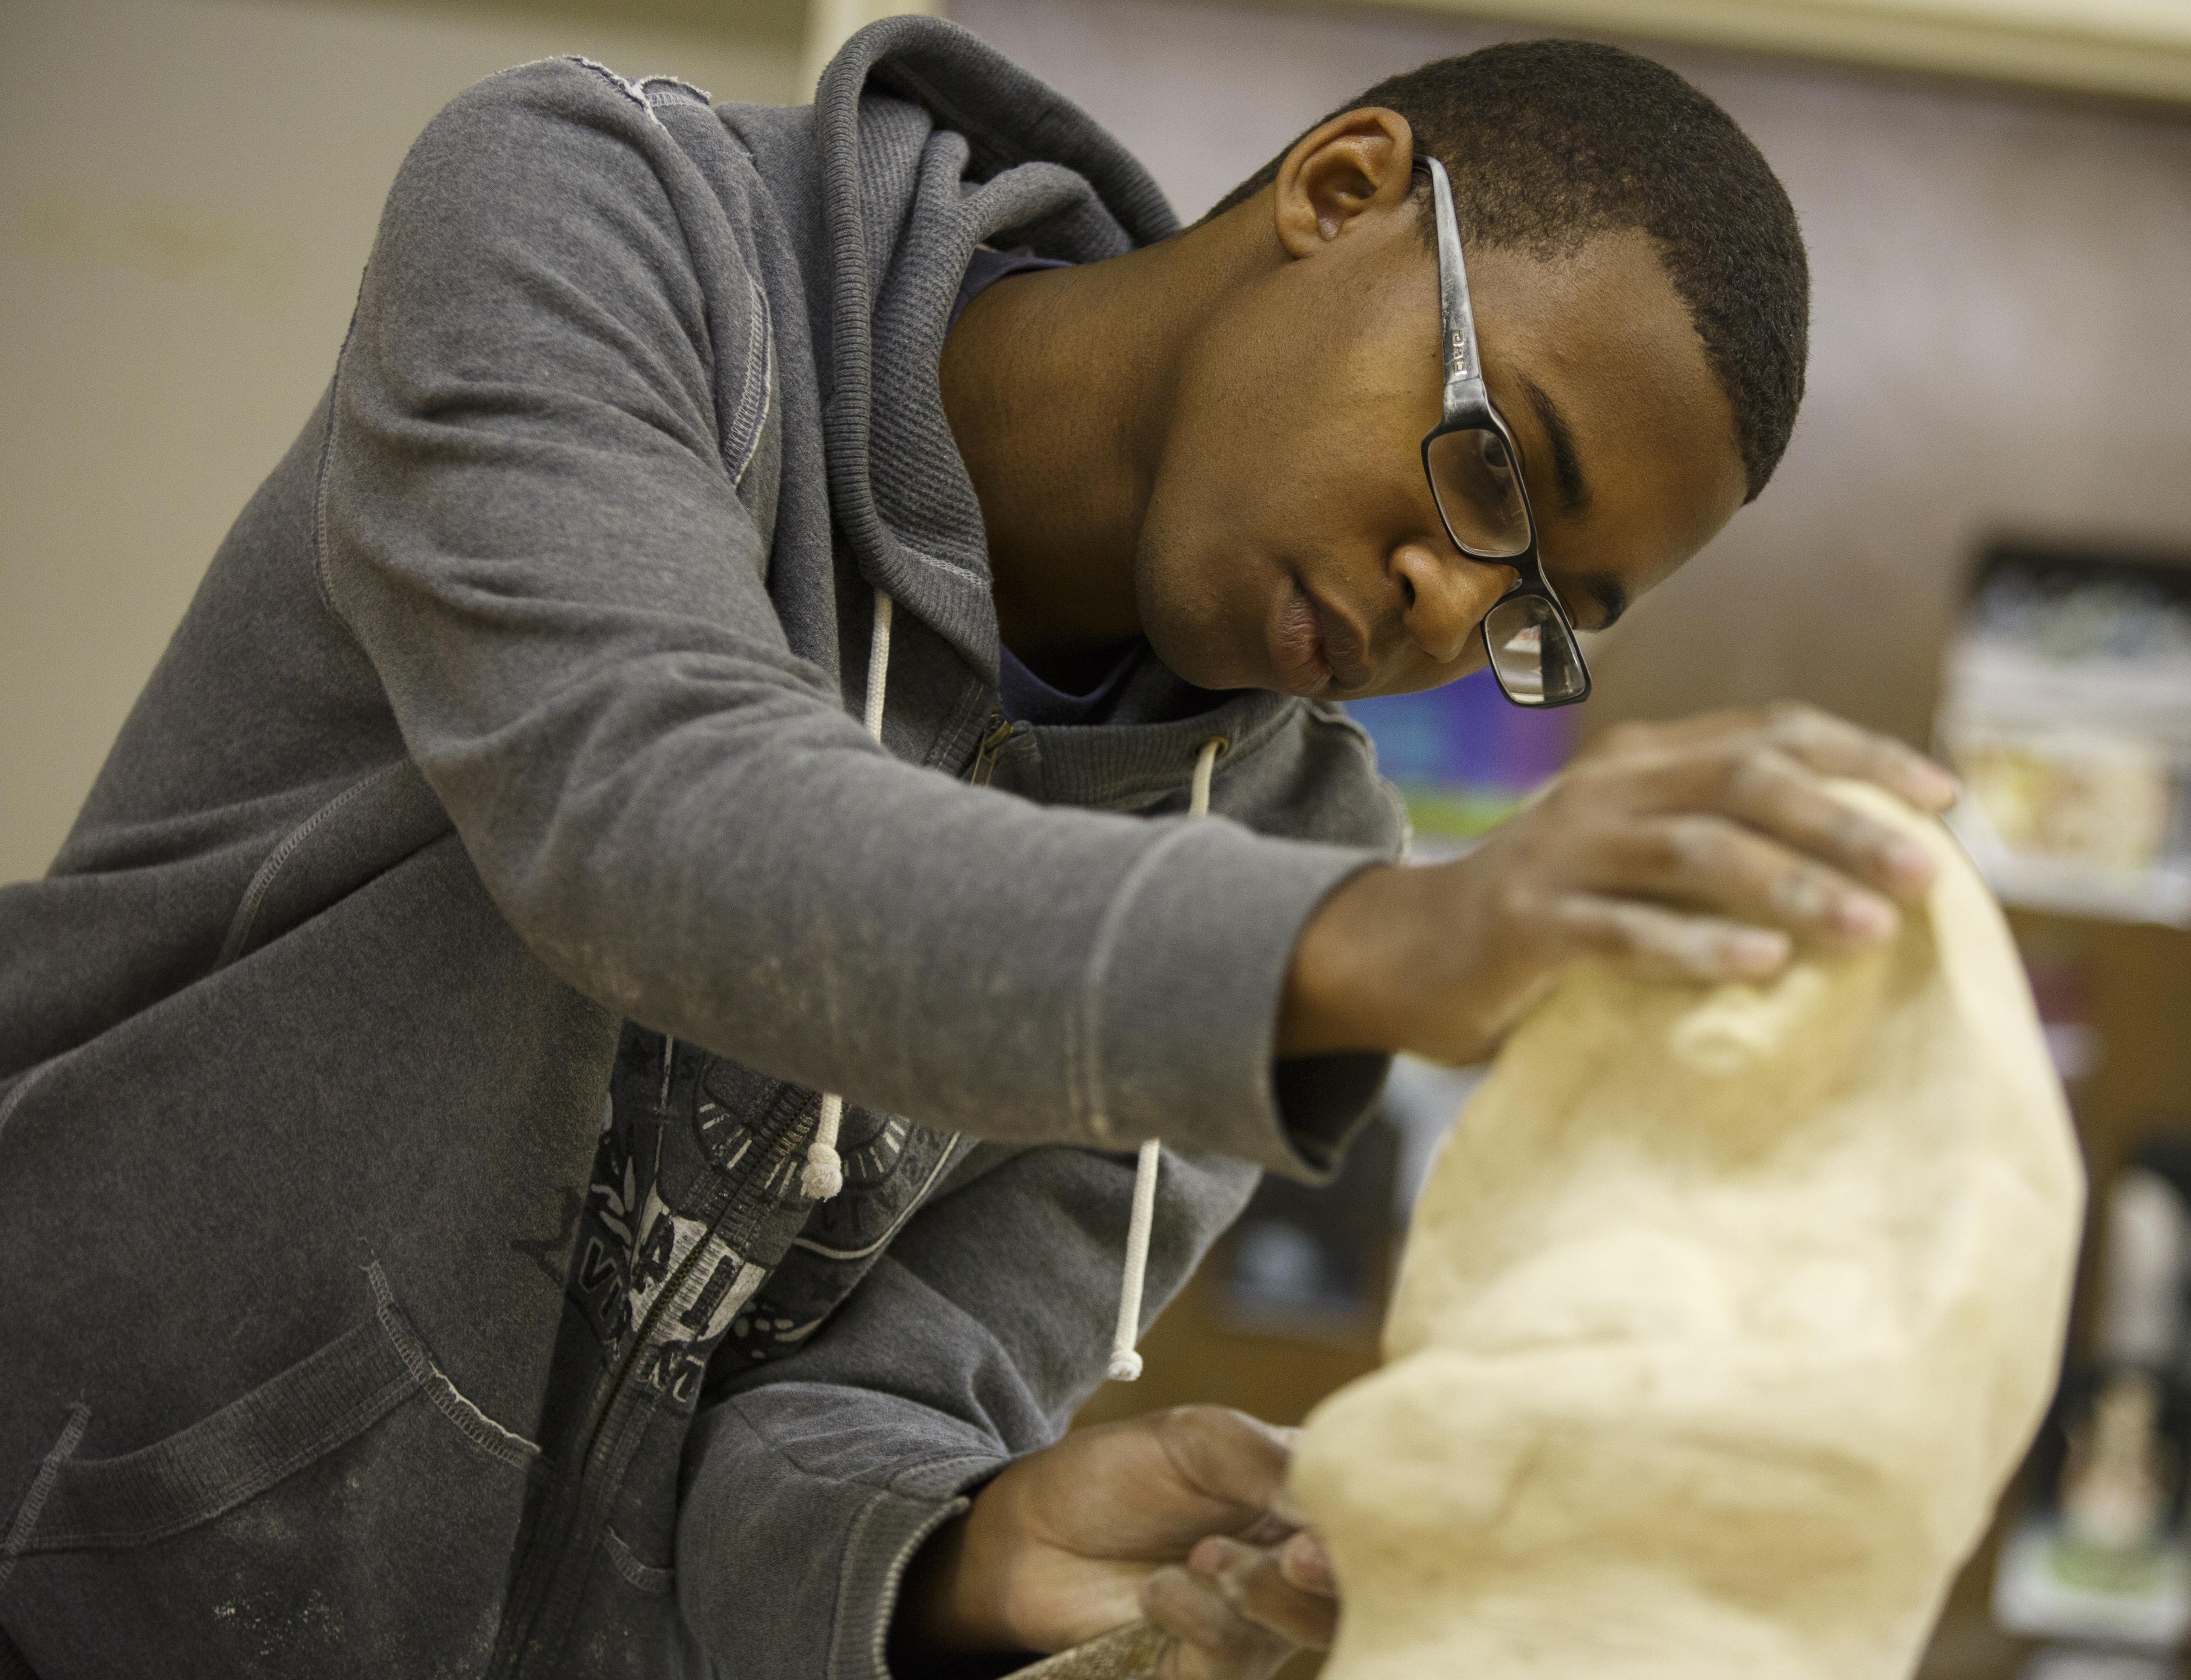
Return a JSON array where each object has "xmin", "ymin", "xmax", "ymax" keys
[
  {"xmin": 1601, "ymin": 814, "xmax": 1899, "ymax": 944},
  {"xmin": 1276, "ymin": 1530, "xmax": 1333, "ymax": 1596},
  {"xmin": 1549, "ymin": 892, "xmax": 1792, "ymax": 983},
  {"xmin": 1753, "ymin": 702, "xmax": 1960, "ymax": 813},
  {"xmin": 1595, "ymin": 704, "xmax": 1959, "ymax": 814},
  {"xmin": 1188, "ymin": 1535, "xmax": 1338, "ymax": 1649},
  {"xmin": 1152, "ymin": 1408, "xmax": 1296, "ymax": 1527},
  {"xmin": 1029, "ymin": 1410, "xmax": 1299, "ymax": 1563},
  {"xmin": 1612, "ymin": 743, "xmax": 1936, "ymax": 903},
  {"xmin": 1713, "ymin": 747, "xmax": 1938, "ymax": 902},
  {"xmin": 1142, "ymin": 1565, "xmax": 1294, "ymax": 1680}
]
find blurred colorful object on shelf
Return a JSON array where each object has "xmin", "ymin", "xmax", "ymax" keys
[
  {"xmin": 1346, "ymin": 668, "xmax": 1577, "ymax": 846},
  {"xmin": 1994, "ymin": 1150, "xmax": 2191, "ymax": 1651},
  {"xmin": 1939, "ymin": 545, "xmax": 2191, "ymax": 926}
]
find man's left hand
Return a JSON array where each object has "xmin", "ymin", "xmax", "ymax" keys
[{"xmin": 891, "ymin": 1405, "xmax": 1337, "ymax": 1679}]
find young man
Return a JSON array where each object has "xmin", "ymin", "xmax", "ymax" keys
[{"xmin": 0, "ymin": 16, "xmax": 1955, "ymax": 1680}]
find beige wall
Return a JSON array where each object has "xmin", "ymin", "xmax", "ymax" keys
[
  {"xmin": 0, "ymin": 0, "xmax": 798, "ymax": 886},
  {"xmin": 949, "ymin": 0, "xmax": 2191, "ymax": 749}
]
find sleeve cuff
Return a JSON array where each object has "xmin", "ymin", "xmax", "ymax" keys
[
  {"xmin": 1079, "ymin": 820, "xmax": 1382, "ymax": 1179},
  {"xmin": 830, "ymin": 1473, "xmax": 995, "ymax": 1680},
  {"xmin": 676, "ymin": 1388, "xmax": 1009, "ymax": 1680}
]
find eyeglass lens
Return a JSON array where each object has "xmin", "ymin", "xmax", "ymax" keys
[
  {"xmin": 1425, "ymin": 427, "xmax": 1531, "ymax": 560},
  {"xmin": 1483, "ymin": 592, "xmax": 1588, "ymax": 708}
]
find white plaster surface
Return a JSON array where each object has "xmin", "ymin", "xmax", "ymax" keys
[{"xmin": 1292, "ymin": 783, "xmax": 2085, "ymax": 1679}]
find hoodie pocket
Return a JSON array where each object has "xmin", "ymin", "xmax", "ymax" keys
[{"xmin": 0, "ymin": 1263, "xmax": 539, "ymax": 1679}]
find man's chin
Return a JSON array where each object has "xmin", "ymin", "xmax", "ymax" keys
[
  {"xmin": 1132, "ymin": 540, "xmax": 1284, "ymax": 695},
  {"xmin": 1140, "ymin": 618, "xmax": 1267, "ymax": 696}
]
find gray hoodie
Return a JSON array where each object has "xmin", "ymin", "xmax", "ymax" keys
[{"xmin": 0, "ymin": 19, "xmax": 1403, "ymax": 1679}]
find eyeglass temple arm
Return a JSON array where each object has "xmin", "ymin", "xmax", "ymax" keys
[{"xmin": 1420, "ymin": 158, "xmax": 1486, "ymax": 413}]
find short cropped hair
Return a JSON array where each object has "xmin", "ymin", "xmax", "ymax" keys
[{"xmin": 1208, "ymin": 40, "xmax": 1809, "ymax": 501}]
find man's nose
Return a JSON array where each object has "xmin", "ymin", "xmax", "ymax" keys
[{"xmin": 1392, "ymin": 541, "xmax": 1517, "ymax": 667}]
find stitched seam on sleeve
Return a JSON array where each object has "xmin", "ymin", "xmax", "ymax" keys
[
  {"xmin": 726, "ymin": 270, "xmax": 776, "ymax": 490},
  {"xmin": 308, "ymin": 339, "xmax": 351, "ymax": 621},
  {"xmin": 215, "ymin": 762, "xmax": 412, "ymax": 971}
]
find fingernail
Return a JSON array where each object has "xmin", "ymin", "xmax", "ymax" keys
[
  {"xmin": 1885, "ymin": 839, "xmax": 1934, "ymax": 884},
  {"xmin": 1920, "ymin": 763, "xmax": 1962, "ymax": 806},
  {"xmin": 1724, "ymin": 928, "xmax": 1790, "ymax": 974},
  {"xmin": 1773, "ymin": 873, "xmax": 1830, "ymax": 922},
  {"xmin": 1188, "ymin": 1536, "xmax": 1230, "ymax": 1576},
  {"xmin": 1282, "ymin": 1532, "xmax": 1333, "ymax": 1591},
  {"xmin": 1835, "ymin": 893, "xmax": 1896, "ymax": 940}
]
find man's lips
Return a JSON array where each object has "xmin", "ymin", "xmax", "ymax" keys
[
  {"xmin": 1268, "ymin": 579, "xmax": 1375, "ymax": 697},
  {"xmin": 1268, "ymin": 582, "xmax": 1332, "ymax": 697},
  {"xmin": 1307, "ymin": 589, "xmax": 1376, "ymax": 691}
]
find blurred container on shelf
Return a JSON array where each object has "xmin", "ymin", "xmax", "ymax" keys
[
  {"xmin": 1940, "ymin": 545, "xmax": 2191, "ymax": 927},
  {"xmin": 1215, "ymin": 1118, "xmax": 1395, "ymax": 1336},
  {"xmin": 2018, "ymin": 1648, "xmax": 2177, "ymax": 1680},
  {"xmin": 1213, "ymin": 1058, "xmax": 1485, "ymax": 1333},
  {"xmin": 1995, "ymin": 1141, "xmax": 2191, "ymax": 1652}
]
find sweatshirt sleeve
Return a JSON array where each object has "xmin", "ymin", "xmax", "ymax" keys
[
  {"xmin": 317, "ymin": 60, "xmax": 1385, "ymax": 1177},
  {"xmin": 674, "ymin": 1140, "xmax": 1260, "ymax": 1679}
]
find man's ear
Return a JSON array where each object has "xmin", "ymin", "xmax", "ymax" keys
[{"xmin": 1272, "ymin": 108, "xmax": 1416, "ymax": 259}]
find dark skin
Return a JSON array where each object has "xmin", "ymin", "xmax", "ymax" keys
[
  {"xmin": 945, "ymin": 108, "xmax": 1738, "ymax": 697},
  {"xmin": 893, "ymin": 1408, "xmax": 1333, "ymax": 1680},
  {"xmin": 908, "ymin": 108, "xmax": 1959, "ymax": 1680}
]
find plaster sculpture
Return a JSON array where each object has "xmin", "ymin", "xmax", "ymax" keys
[{"xmin": 1292, "ymin": 782, "xmax": 2084, "ymax": 1680}]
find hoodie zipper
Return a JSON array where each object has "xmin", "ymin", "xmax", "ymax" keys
[
  {"xmin": 968, "ymin": 708, "xmax": 1020, "ymax": 787},
  {"xmin": 495, "ymin": 1081, "xmax": 815, "ymax": 1672}
]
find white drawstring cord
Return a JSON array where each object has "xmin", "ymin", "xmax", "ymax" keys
[
  {"xmin": 1106, "ymin": 1138, "xmax": 1163, "ymax": 1383},
  {"xmin": 860, "ymin": 589, "xmax": 894, "ymax": 740},
  {"xmin": 1187, "ymin": 731, "xmax": 1222, "ymax": 820},
  {"xmin": 1107, "ymin": 733, "xmax": 1225, "ymax": 1382},
  {"xmin": 803, "ymin": 588, "xmax": 895, "ymax": 1202}
]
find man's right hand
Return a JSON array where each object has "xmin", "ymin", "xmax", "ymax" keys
[{"xmin": 1279, "ymin": 702, "xmax": 1961, "ymax": 1065}]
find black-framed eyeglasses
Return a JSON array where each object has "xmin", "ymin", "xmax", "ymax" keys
[{"xmin": 1417, "ymin": 157, "xmax": 1591, "ymax": 709}]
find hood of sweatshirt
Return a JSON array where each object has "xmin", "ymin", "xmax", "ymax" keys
[{"xmin": 729, "ymin": 14, "xmax": 1181, "ymax": 683}]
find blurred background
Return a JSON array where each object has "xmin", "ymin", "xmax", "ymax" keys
[{"xmin": 7, "ymin": 0, "xmax": 2191, "ymax": 1675}]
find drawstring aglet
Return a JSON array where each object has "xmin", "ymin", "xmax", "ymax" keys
[
  {"xmin": 803, "ymin": 1091, "xmax": 846, "ymax": 1200},
  {"xmin": 801, "ymin": 1144, "xmax": 844, "ymax": 1200}
]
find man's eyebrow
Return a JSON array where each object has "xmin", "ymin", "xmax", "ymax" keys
[{"xmin": 1521, "ymin": 376, "xmax": 1592, "ymax": 521}]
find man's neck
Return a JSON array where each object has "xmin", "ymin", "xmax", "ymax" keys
[{"xmin": 939, "ymin": 217, "xmax": 1251, "ymax": 683}]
